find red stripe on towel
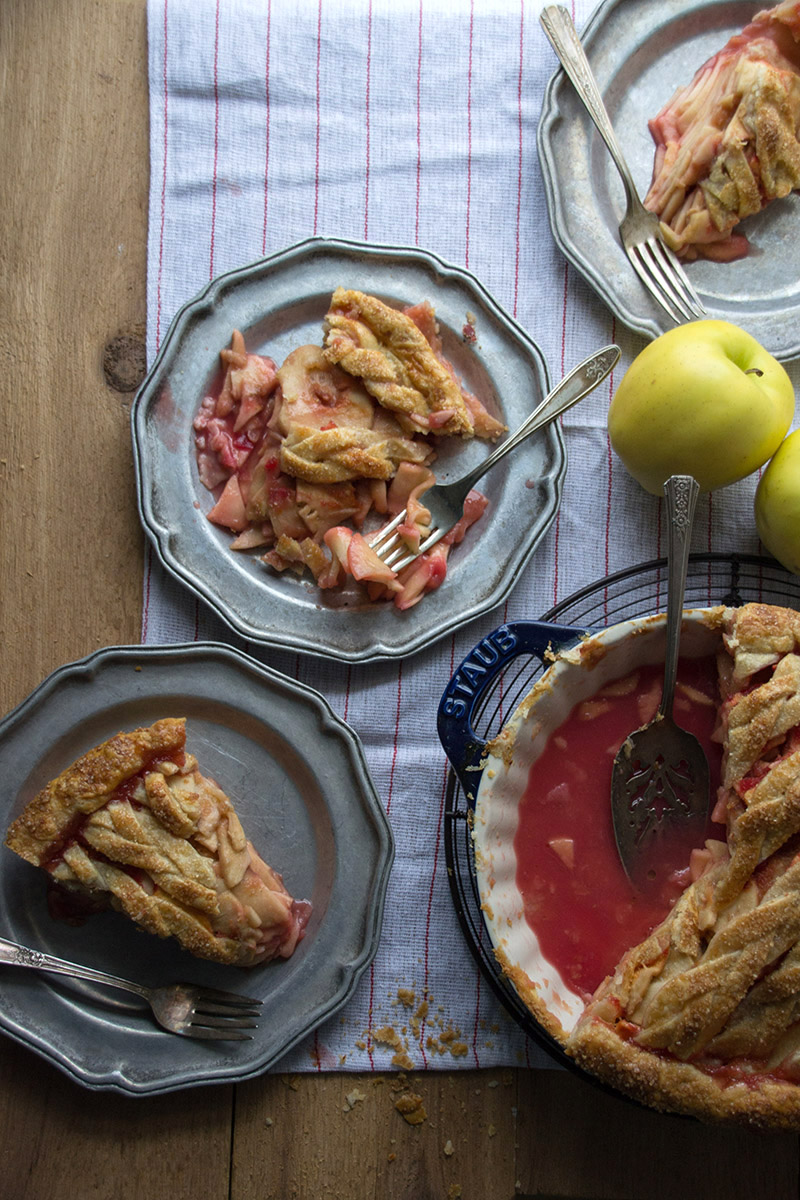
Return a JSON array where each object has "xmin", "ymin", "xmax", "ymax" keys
[
  {"xmin": 603, "ymin": 317, "xmax": 617, "ymax": 620},
  {"xmin": 155, "ymin": 0, "xmax": 169, "ymax": 353},
  {"xmin": 502, "ymin": 0, "xmax": 525, "ymax": 632},
  {"xmin": 513, "ymin": 0, "xmax": 524, "ymax": 318},
  {"xmin": 261, "ymin": 0, "xmax": 272, "ymax": 255},
  {"xmin": 419, "ymin": 635, "xmax": 456, "ymax": 1066},
  {"xmin": 551, "ymin": 260, "xmax": 571, "ymax": 606},
  {"xmin": 314, "ymin": 0, "xmax": 323, "ymax": 234},
  {"xmin": 209, "ymin": 0, "xmax": 220, "ymax": 278},
  {"xmin": 465, "ymin": 0, "xmax": 474, "ymax": 267},
  {"xmin": 364, "ymin": 659, "xmax": 403, "ymax": 1070},
  {"xmin": 415, "ymin": 0, "xmax": 423, "ymax": 244},
  {"xmin": 146, "ymin": 0, "xmax": 171, "ymax": 643},
  {"xmin": 364, "ymin": 0, "xmax": 373, "ymax": 239}
]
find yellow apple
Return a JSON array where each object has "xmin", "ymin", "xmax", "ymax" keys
[
  {"xmin": 608, "ymin": 320, "xmax": 795, "ymax": 494},
  {"xmin": 755, "ymin": 429, "xmax": 800, "ymax": 575}
]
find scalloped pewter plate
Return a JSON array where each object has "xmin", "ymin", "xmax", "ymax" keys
[
  {"xmin": 132, "ymin": 237, "xmax": 560, "ymax": 662},
  {"xmin": 0, "ymin": 643, "xmax": 393, "ymax": 1095},
  {"xmin": 538, "ymin": 0, "xmax": 800, "ymax": 360}
]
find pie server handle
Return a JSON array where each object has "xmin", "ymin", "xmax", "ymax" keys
[{"xmin": 437, "ymin": 619, "xmax": 587, "ymax": 802}]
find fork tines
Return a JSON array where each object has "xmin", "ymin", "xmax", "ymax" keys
[
  {"xmin": 629, "ymin": 237, "xmax": 706, "ymax": 324},
  {"xmin": 187, "ymin": 990, "xmax": 261, "ymax": 1040},
  {"xmin": 193, "ymin": 986, "xmax": 263, "ymax": 1006},
  {"xmin": 369, "ymin": 515, "xmax": 441, "ymax": 573},
  {"xmin": 193, "ymin": 997, "xmax": 262, "ymax": 1017}
]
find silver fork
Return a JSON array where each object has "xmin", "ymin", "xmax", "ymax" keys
[
  {"xmin": 0, "ymin": 935, "xmax": 261, "ymax": 1040},
  {"xmin": 372, "ymin": 343, "xmax": 620, "ymax": 572},
  {"xmin": 540, "ymin": 5, "xmax": 706, "ymax": 325}
]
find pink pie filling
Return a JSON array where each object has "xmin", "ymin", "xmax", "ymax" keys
[{"xmin": 514, "ymin": 656, "xmax": 724, "ymax": 1000}]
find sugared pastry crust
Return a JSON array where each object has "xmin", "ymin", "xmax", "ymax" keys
[
  {"xmin": 275, "ymin": 344, "xmax": 431, "ymax": 484},
  {"xmin": 6, "ymin": 719, "xmax": 310, "ymax": 967},
  {"xmin": 323, "ymin": 287, "xmax": 475, "ymax": 437},
  {"xmin": 563, "ymin": 604, "xmax": 800, "ymax": 1129}
]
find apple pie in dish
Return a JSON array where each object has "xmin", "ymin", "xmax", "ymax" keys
[
  {"xmin": 5, "ymin": 718, "xmax": 311, "ymax": 967},
  {"xmin": 645, "ymin": 0, "xmax": 800, "ymax": 261},
  {"xmin": 193, "ymin": 288, "xmax": 504, "ymax": 611},
  {"xmin": 475, "ymin": 602, "xmax": 800, "ymax": 1128}
]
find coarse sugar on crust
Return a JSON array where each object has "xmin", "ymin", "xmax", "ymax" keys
[
  {"xmin": 6, "ymin": 718, "xmax": 187, "ymax": 866},
  {"xmin": 567, "ymin": 1016, "xmax": 800, "ymax": 1131}
]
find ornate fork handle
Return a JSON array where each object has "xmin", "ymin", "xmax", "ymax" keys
[
  {"xmin": 660, "ymin": 475, "xmax": 699, "ymax": 718},
  {"xmin": 540, "ymin": 5, "xmax": 641, "ymax": 211},
  {"xmin": 0, "ymin": 934, "xmax": 149, "ymax": 1000},
  {"xmin": 451, "ymin": 344, "xmax": 620, "ymax": 497}
]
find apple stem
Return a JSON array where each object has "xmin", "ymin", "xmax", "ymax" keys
[{"xmin": 745, "ymin": 368, "xmax": 764, "ymax": 377}]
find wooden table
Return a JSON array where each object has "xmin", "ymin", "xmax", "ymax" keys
[{"xmin": 2, "ymin": 4, "xmax": 800, "ymax": 1196}]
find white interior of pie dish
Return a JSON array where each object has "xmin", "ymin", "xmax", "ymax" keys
[{"xmin": 473, "ymin": 607, "xmax": 725, "ymax": 1045}]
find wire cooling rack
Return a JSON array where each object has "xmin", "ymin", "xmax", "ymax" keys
[{"xmin": 443, "ymin": 553, "xmax": 800, "ymax": 1061}]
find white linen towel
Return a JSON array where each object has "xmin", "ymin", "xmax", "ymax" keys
[{"xmin": 145, "ymin": 0, "xmax": 795, "ymax": 1072}]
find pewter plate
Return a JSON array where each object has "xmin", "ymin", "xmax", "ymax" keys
[
  {"xmin": 132, "ymin": 237, "xmax": 559, "ymax": 662},
  {"xmin": 538, "ymin": 0, "xmax": 800, "ymax": 360},
  {"xmin": 0, "ymin": 643, "xmax": 393, "ymax": 1095}
]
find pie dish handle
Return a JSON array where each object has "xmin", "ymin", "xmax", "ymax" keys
[{"xmin": 437, "ymin": 619, "xmax": 587, "ymax": 802}]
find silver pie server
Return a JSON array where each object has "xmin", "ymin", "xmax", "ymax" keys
[{"xmin": 610, "ymin": 475, "xmax": 710, "ymax": 887}]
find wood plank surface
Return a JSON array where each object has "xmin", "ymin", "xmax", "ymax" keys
[
  {"xmin": 1, "ymin": 4, "xmax": 799, "ymax": 1199},
  {"xmin": 0, "ymin": 2, "xmax": 233, "ymax": 1197},
  {"xmin": 0, "ymin": 0, "xmax": 147, "ymax": 715}
]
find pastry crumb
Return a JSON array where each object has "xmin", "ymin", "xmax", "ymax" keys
[
  {"xmin": 373, "ymin": 1024, "xmax": 415, "ymax": 1070},
  {"xmin": 394, "ymin": 1090, "xmax": 427, "ymax": 1126},
  {"xmin": 343, "ymin": 1088, "xmax": 367, "ymax": 1112},
  {"xmin": 443, "ymin": 1139, "xmax": 455, "ymax": 1157}
]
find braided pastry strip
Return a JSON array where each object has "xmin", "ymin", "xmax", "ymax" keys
[
  {"xmin": 323, "ymin": 287, "xmax": 474, "ymax": 437},
  {"xmin": 280, "ymin": 423, "xmax": 430, "ymax": 484},
  {"xmin": 635, "ymin": 857, "xmax": 800, "ymax": 1058},
  {"xmin": 723, "ymin": 653, "xmax": 800, "ymax": 787},
  {"xmin": 706, "ymin": 940, "xmax": 800, "ymax": 1059},
  {"xmin": 66, "ymin": 798, "xmax": 221, "ymax": 913},
  {"xmin": 54, "ymin": 842, "xmax": 252, "ymax": 965},
  {"xmin": 714, "ymin": 746, "xmax": 800, "ymax": 909},
  {"xmin": 591, "ymin": 860, "xmax": 725, "ymax": 1024}
]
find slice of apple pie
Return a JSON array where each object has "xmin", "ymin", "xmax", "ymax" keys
[
  {"xmin": 644, "ymin": 0, "xmax": 800, "ymax": 261},
  {"xmin": 5, "ymin": 718, "xmax": 311, "ymax": 967}
]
